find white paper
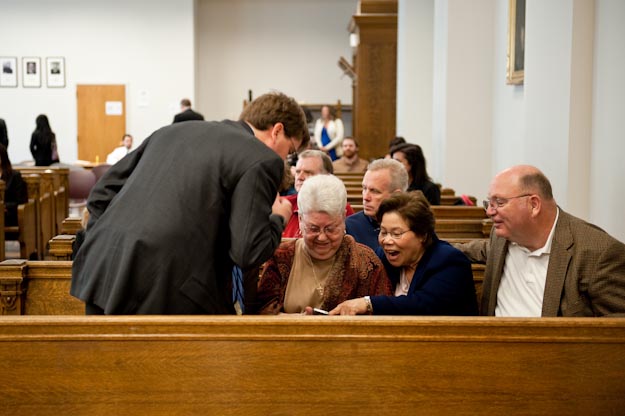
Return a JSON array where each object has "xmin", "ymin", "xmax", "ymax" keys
[{"xmin": 105, "ymin": 101, "xmax": 123, "ymax": 115}]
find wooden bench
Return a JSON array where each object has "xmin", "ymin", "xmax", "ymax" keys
[
  {"xmin": 0, "ymin": 260, "xmax": 82, "ymax": 315},
  {"xmin": 0, "ymin": 315, "xmax": 624, "ymax": 414},
  {"xmin": 431, "ymin": 205, "xmax": 486, "ymax": 220},
  {"xmin": 16, "ymin": 167, "xmax": 69, "ymax": 236},
  {"xmin": 0, "ymin": 259, "xmax": 484, "ymax": 315},
  {"xmin": 436, "ymin": 219, "xmax": 492, "ymax": 239}
]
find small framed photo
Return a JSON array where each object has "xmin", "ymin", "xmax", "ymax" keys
[
  {"xmin": 0, "ymin": 57, "xmax": 18, "ymax": 87},
  {"xmin": 22, "ymin": 57, "xmax": 41, "ymax": 88},
  {"xmin": 46, "ymin": 57, "xmax": 65, "ymax": 88}
]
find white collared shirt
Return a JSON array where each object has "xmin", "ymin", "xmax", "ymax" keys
[{"xmin": 495, "ymin": 208, "xmax": 560, "ymax": 317}]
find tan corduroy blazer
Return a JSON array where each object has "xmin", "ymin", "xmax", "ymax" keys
[{"xmin": 456, "ymin": 209, "xmax": 625, "ymax": 317}]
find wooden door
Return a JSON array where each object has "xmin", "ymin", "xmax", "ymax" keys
[{"xmin": 76, "ymin": 85, "xmax": 126, "ymax": 163}]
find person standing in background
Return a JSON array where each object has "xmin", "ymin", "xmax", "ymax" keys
[
  {"xmin": 173, "ymin": 98, "xmax": 204, "ymax": 123},
  {"xmin": 30, "ymin": 114, "xmax": 59, "ymax": 166},
  {"xmin": 313, "ymin": 105, "xmax": 344, "ymax": 161}
]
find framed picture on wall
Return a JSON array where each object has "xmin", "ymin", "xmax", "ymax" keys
[
  {"xmin": 46, "ymin": 57, "xmax": 65, "ymax": 88},
  {"xmin": 22, "ymin": 56, "xmax": 41, "ymax": 87},
  {"xmin": 507, "ymin": 0, "xmax": 526, "ymax": 85},
  {"xmin": 0, "ymin": 57, "xmax": 18, "ymax": 87}
]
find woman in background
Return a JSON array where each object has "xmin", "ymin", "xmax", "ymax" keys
[
  {"xmin": 30, "ymin": 114, "xmax": 59, "ymax": 166},
  {"xmin": 0, "ymin": 118, "xmax": 9, "ymax": 149},
  {"xmin": 313, "ymin": 105, "xmax": 344, "ymax": 161},
  {"xmin": 0, "ymin": 144, "xmax": 28, "ymax": 226},
  {"xmin": 390, "ymin": 143, "xmax": 440, "ymax": 205}
]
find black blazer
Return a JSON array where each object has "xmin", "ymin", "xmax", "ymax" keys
[
  {"xmin": 3, "ymin": 170, "xmax": 28, "ymax": 227},
  {"xmin": 173, "ymin": 109, "xmax": 205, "ymax": 123},
  {"xmin": 71, "ymin": 120, "xmax": 285, "ymax": 314}
]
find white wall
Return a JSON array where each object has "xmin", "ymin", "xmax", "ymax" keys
[
  {"xmin": 0, "ymin": 0, "xmax": 195, "ymax": 164},
  {"xmin": 406, "ymin": 0, "xmax": 624, "ymax": 241},
  {"xmin": 491, "ymin": 0, "xmax": 526, "ymax": 174},
  {"xmin": 431, "ymin": 0, "xmax": 495, "ymax": 196},
  {"xmin": 591, "ymin": 0, "xmax": 625, "ymax": 241},
  {"xmin": 195, "ymin": 0, "xmax": 356, "ymax": 121},
  {"xmin": 397, "ymin": 0, "xmax": 434, "ymax": 160}
]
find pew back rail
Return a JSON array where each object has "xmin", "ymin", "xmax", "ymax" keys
[{"xmin": 0, "ymin": 315, "xmax": 624, "ymax": 414}]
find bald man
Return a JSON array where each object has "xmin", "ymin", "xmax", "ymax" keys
[{"xmin": 455, "ymin": 165, "xmax": 625, "ymax": 317}]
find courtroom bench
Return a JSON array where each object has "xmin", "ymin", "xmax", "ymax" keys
[
  {"xmin": 0, "ymin": 316, "xmax": 624, "ymax": 414},
  {"xmin": 0, "ymin": 259, "xmax": 484, "ymax": 316}
]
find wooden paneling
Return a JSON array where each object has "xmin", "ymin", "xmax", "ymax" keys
[{"xmin": 352, "ymin": 2, "xmax": 397, "ymax": 160}]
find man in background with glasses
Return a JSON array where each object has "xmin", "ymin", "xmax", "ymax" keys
[
  {"xmin": 281, "ymin": 150, "xmax": 355, "ymax": 238},
  {"xmin": 455, "ymin": 165, "xmax": 625, "ymax": 317}
]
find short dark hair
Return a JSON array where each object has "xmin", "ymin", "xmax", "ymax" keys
[
  {"xmin": 343, "ymin": 136, "xmax": 358, "ymax": 148},
  {"xmin": 180, "ymin": 98, "xmax": 192, "ymax": 107},
  {"xmin": 389, "ymin": 136, "xmax": 406, "ymax": 149},
  {"xmin": 376, "ymin": 191, "xmax": 435, "ymax": 248},
  {"xmin": 240, "ymin": 92, "xmax": 310, "ymax": 150}
]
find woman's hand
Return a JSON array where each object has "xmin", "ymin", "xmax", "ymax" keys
[{"xmin": 329, "ymin": 298, "xmax": 368, "ymax": 315}]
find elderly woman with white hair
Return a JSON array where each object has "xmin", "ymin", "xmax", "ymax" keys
[{"xmin": 257, "ymin": 174, "xmax": 392, "ymax": 314}]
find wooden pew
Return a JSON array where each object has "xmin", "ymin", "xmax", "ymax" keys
[
  {"xmin": 48, "ymin": 234, "xmax": 75, "ymax": 260},
  {"xmin": 48, "ymin": 216, "xmax": 85, "ymax": 260},
  {"xmin": 0, "ymin": 260, "xmax": 82, "ymax": 315},
  {"xmin": 1, "ymin": 316, "xmax": 624, "ymax": 414},
  {"xmin": 0, "ymin": 259, "xmax": 484, "ymax": 315},
  {"xmin": 60, "ymin": 216, "xmax": 83, "ymax": 234},
  {"xmin": 15, "ymin": 167, "xmax": 69, "ymax": 241},
  {"xmin": 431, "ymin": 205, "xmax": 486, "ymax": 220},
  {"xmin": 435, "ymin": 219, "xmax": 492, "ymax": 239}
]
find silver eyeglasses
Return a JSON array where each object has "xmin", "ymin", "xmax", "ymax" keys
[
  {"xmin": 379, "ymin": 229, "xmax": 411, "ymax": 240},
  {"xmin": 482, "ymin": 194, "xmax": 532, "ymax": 210},
  {"xmin": 301, "ymin": 223, "xmax": 343, "ymax": 237}
]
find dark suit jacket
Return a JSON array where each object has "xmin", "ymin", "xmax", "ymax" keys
[
  {"xmin": 371, "ymin": 236, "xmax": 478, "ymax": 315},
  {"xmin": 173, "ymin": 109, "xmax": 205, "ymax": 123},
  {"xmin": 457, "ymin": 209, "xmax": 625, "ymax": 316},
  {"xmin": 71, "ymin": 120, "xmax": 285, "ymax": 314}
]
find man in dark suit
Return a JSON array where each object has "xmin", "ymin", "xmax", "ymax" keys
[
  {"xmin": 455, "ymin": 165, "xmax": 625, "ymax": 317},
  {"xmin": 172, "ymin": 98, "xmax": 205, "ymax": 123},
  {"xmin": 71, "ymin": 92, "xmax": 309, "ymax": 314}
]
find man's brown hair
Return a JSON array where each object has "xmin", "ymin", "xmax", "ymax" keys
[{"xmin": 240, "ymin": 92, "xmax": 309, "ymax": 150}]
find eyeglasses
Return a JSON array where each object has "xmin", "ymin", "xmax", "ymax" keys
[
  {"xmin": 482, "ymin": 194, "xmax": 532, "ymax": 210},
  {"xmin": 379, "ymin": 229, "xmax": 411, "ymax": 240},
  {"xmin": 301, "ymin": 223, "xmax": 343, "ymax": 237},
  {"xmin": 288, "ymin": 137, "xmax": 297, "ymax": 155}
]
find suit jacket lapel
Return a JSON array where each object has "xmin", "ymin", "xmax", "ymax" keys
[
  {"xmin": 541, "ymin": 211, "xmax": 573, "ymax": 317},
  {"xmin": 484, "ymin": 236, "xmax": 508, "ymax": 315}
]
